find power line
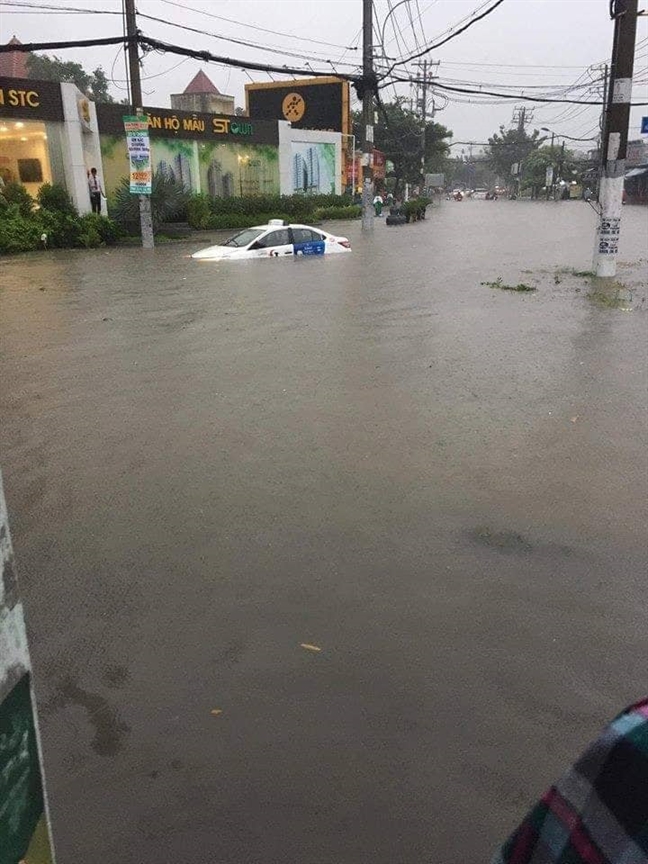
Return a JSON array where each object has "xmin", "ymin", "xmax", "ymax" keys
[
  {"xmin": 136, "ymin": 34, "xmax": 357, "ymax": 80},
  {"xmin": 381, "ymin": 0, "xmax": 506, "ymax": 78},
  {"xmin": 157, "ymin": 0, "xmax": 356, "ymax": 51},
  {"xmin": 0, "ymin": 34, "xmax": 131, "ymax": 51},
  {"xmin": 137, "ymin": 11, "xmax": 362, "ymax": 67},
  {"xmin": 0, "ymin": 1, "xmax": 121, "ymax": 13}
]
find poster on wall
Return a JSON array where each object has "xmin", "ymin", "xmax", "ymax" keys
[
  {"xmin": 291, "ymin": 142, "xmax": 336, "ymax": 195},
  {"xmin": 123, "ymin": 115, "xmax": 152, "ymax": 195}
]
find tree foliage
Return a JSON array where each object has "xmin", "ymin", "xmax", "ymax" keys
[
  {"xmin": 486, "ymin": 125, "xmax": 543, "ymax": 182},
  {"xmin": 521, "ymin": 144, "xmax": 577, "ymax": 193},
  {"xmin": 26, "ymin": 54, "xmax": 114, "ymax": 102},
  {"xmin": 445, "ymin": 157, "xmax": 498, "ymax": 190},
  {"xmin": 353, "ymin": 98, "xmax": 452, "ymax": 189}
]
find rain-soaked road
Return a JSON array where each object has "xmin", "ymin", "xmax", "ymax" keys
[{"xmin": 1, "ymin": 200, "xmax": 647, "ymax": 863}]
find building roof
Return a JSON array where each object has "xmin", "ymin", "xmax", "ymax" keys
[
  {"xmin": 183, "ymin": 70, "xmax": 220, "ymax": 95},
  {"xmin": 0, "ymin": 36, "xmax": 28, "ymax": 79}
]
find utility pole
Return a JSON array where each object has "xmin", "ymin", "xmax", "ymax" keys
[
  {"xmin": 361, "ymin": 0, "xmax": 374, "ymax": 231},
  {"xmin": 546, "ymin": 131, "xmax": 555, "ymax": 200},
  {"xmin": 419, "ymin": 59, "xmax": 428, "ymax": 191},
  {"xmin": 594, "ymin": 0, "xmax": 638, "ymax": 278},
  {"xmin": 557, "ymin": 140, "xmax": 565, "ymax": 196},
  {"xmin": 517, "ymin": 105, "xmax": 526, "ymax": 133},
  {"xmin": 597, "ymin": 62, "xmax": 609, "ymax": 200},
  {"xmin": 124, "ymin": 0, "xmax": 154, "ymax": 249}
]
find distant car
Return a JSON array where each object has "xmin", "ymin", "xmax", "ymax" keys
[
  {"xmin": 471, "ymin": 188, "xmax": 488, "ymax": 199},
  {"xmin": 191, "ymin": 220, "xmax": 351, "ymax": 261}
]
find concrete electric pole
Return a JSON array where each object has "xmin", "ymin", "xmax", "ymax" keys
[
  {"xmin": 419, "ymin": 59, "xmax": 428, "ymax": 189},
  {"xmin": 594, "ymin": 0, "xmax": 638, "ymax": 278},
  {"xmin": 414, "ymin": 60, "xmax": 438, "ymax": 191},
  {"xmin": 361, "ymin": 0, "xmax": 374, "ymax": 230},
  {"xmin": 124, "ymin": 0, "xmax": 155, "ymax": 249}
]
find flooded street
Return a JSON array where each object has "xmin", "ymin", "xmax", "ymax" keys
[{"xmin": 1, "ymin": 201, "xmax": 647, "ymax": 862}]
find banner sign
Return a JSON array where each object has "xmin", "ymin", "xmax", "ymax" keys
[
  {"xmin": 99, "ymin": 104, "xmax": 278, "ymax": 145},
  {"xmin": 0, "ymin": 76, "xmax": 64, "ymax": 122},
  {"xmin": 123, "ymin": 115, "xmax": 152, "ymax": 195}
]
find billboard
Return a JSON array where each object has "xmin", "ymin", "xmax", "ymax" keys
[
  {"xmin": 345, "ymin": 149, "xmax": 386, "ymax": 188},
  {"xmin": 425, "ymin": 173, "xmax": 444, "ymax": 188},
  {"xmin": 245, "ymin": 77, "xmax": 350, "ymax": 136}
]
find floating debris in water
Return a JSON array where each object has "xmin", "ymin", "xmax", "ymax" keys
[{"xmin": 481, "ymin": 277, "xmax": 536, "ymax": 292}]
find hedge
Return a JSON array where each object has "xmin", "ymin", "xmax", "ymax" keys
[
  {"xmin": 0, "ymin": 182, "xmax": 121, "ymax": 254},
  {"xmin": 313, "ymin": 205, "xmax": 361, "ymax": 220}
]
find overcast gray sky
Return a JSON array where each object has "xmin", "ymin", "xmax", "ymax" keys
[{"xmin": 2, "ymin": 0, "xmax": 647, "ymax": 148}]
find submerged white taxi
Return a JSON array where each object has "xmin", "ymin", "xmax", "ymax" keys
[{"xmin": 191, "ymin": 220, "xmax": 352, "ymax": 261}]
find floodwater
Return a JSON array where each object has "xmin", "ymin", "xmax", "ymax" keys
[{"xmin": 1, "ymin": 201, "xmax": 647, "ymax": 863}]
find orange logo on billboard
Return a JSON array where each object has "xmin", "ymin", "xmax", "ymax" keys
[{"xmin": 282, "ymin": 92, "xmax": 306, "ymax": 122}]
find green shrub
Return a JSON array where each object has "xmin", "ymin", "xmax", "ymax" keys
[
  {"xmin": 0, "ymin": 210, "xmax": 42, "ymax": 253},
  {"xmin": 313, "ymin": 205, "xmax": 361, "ymax": 221},
  {"xmin": 35, "ymin": 209, "xmax": 81, "ymax": 247},
  {"xmin": 37, "ymin": 182, "xmax": 77, "ymax": 215},
  {"xmin": 3, "ymin": 182, "xmax": 34, "ymax": 217},
  {"xmin": 111, "ymin": 169, "xmax": 190, "ymax": 232},
  {"xmin": 187, "ymin": 193, "xmax": 212, "ymax": 229},
  {"xmin": 207, "ymin": 194, "xmax": 351, "ymax": 218},
  {"xmin": 78, "ymin": 225, "xmax": 102, "ymax": 248},
  {"xmin": 207, "ymin": 213, "xmax": 291, "ymax": 230},
  {"xmin": 402, "ymin": 198, "xmax": 431, "ymax": 221},
  {"xmin": 79, "ymin": 213, "xmax": 121, "ymax": 245}
]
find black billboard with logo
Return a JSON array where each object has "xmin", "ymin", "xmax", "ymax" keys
[{"xmin": 245, "ymin": 77, "xmax": 350, "ymax": 135}]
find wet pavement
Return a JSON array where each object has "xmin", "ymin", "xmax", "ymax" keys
[{"xmin": 1, "ymin": 200, "xmax": 647, "ymax": 863}]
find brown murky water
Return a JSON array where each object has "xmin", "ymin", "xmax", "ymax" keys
[{"xmin": 1, "ymin": 201, "xmax": 647, "ymax": 863}]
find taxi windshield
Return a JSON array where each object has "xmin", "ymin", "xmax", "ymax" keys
[{"xmin": 222, "ymin": 228, "xmax": 266, "ymax": 248}]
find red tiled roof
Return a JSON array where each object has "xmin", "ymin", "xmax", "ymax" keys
[
  {"xmin": 0, "ymin": 36, "xmax": 29, "ymax": 78},
  {"xmin": 183, "ymin": 70, "xmax": 220, "ymax": 95}
]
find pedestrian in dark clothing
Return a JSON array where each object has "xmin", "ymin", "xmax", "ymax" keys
[{"xmin": 88, "ymin": 167, "xmax": 104, "ymax": 214}]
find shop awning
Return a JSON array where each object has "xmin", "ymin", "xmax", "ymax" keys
[{"xmin": 625, "ymin": 166, "xmax": 648, "ymax": 178}]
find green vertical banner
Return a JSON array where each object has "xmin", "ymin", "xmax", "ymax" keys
[
  {"xmin": 123, "ymin": 115, "xmax": 152, "ymax": 195},
  {"xmin": 1, "ymin": 473, "xmax": 55, "ymax": 864}
]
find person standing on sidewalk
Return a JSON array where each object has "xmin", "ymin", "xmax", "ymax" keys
[{"xmin": 87, "ymin": 167, "xmax": 104, "ymax": 214}]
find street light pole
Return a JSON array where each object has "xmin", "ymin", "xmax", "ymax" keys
[
  {"xmin": 124, "ymin": 0, "xmax": 154, "ymax": 249},
  {"xmin": 361, "ymin": 0, "xmax": 374, "ymax": 230},
  {"xmin": 594, "ymin": 0, "xmax": 638, "ymax": 277}
]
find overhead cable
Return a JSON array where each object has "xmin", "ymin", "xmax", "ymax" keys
[
  {"xmin": 157, "ymin": 0, "xmax": 356, "ymax": 51},
  {"xmin": 380, "ymin": 0, "xmax": 506, "ymax": 79}
]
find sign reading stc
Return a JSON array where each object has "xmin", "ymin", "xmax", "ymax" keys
[{"xmin": 0, "ymin": 77, "xmax": 64, "ymax": 121}]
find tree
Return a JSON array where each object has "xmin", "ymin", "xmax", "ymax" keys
[
  {"xmin": 486, "ymin": 124, "xmax": 543, "ymax": 183},
  {"xmin": 353, "ymin": 98, "xmax": 453, "ymax": 192},
  {"xmin": 521, "ymin": 144, "xmax": 577, "ymax": 197},
  {"xmin": 446, "ymin": 155, "xmax": 498, "ymax": 190},
  {"xmin": 26, "ymin": 54, "xmax": 114, "ymax": 102}
]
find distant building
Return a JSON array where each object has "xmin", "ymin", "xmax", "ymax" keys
[
  {"xmin": 0, "ymin": 36, "xmax": 29, "ymax": 78},
  {"xmin": 627, "ymin": 138, "xmax": 648, "ymax": 168},
  {"xmin": 171, "ymin": 70, "xmax": 235, "ymax": 116}
]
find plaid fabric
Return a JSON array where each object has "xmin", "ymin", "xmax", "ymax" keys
[{"xmin": 492, "ymin": 698, "xmax": 648, "ymax": 864}]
